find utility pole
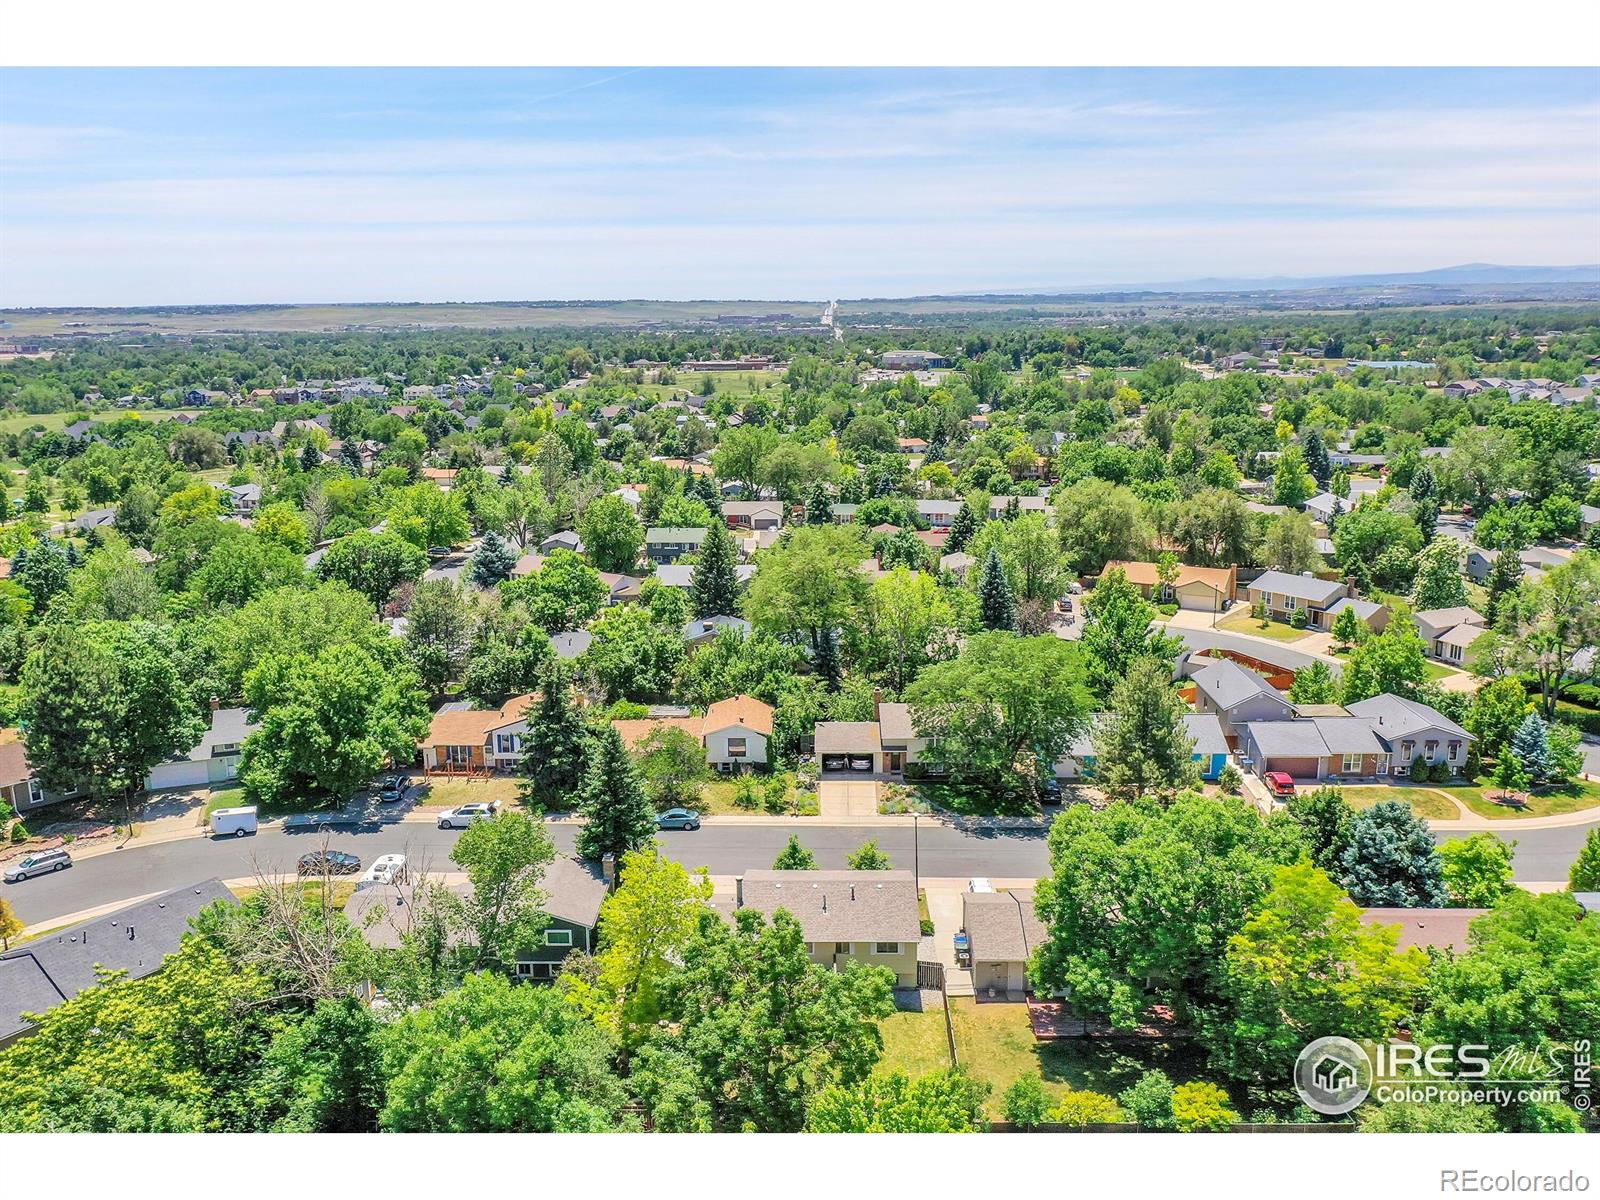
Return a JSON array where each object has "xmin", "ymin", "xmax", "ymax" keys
[{"xmin": 912, "ymin": 810, "xmax": 920, "ymax": 894}]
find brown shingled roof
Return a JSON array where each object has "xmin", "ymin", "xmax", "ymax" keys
[{"xmin": 421, "ymin": 694, "xmax": 536, "ymax": 747}]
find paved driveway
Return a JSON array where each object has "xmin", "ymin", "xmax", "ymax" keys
[{"xmin": 818, "ymin": 780, "xmax": 880, "ymax": 817}]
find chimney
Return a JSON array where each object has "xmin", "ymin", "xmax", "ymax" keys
[
  {"xmin": 601, "ymin": 853, "xmax": 616, "ymax": 890},
  {"xmin": 209, "ymin": 696, "xmax": 221, "ymax": 712},
  {"xmin": 873, "ymin": 688, "xmax": 883, "ymax": 722}
]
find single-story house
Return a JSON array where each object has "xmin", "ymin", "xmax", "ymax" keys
[
  {"xmin": 0, "ymin": 880, "xmax": 235, "ymax": 1047},
  {"xmin": 1245, "ymin": 570, "xmax": 1348, "ymax": 628},
  {"xmin": 1103, "ymin": 559, "xmax": 1236, "ymax": 613},
  {"xmin": 1190, "ymin": 656, "xmax": 1295, "ymax": 736},
  {"xmin": 613, "ymin": 695, "xmax": 774, "ymax": 772},
  {"xmin": 146, "ymin": 705, "xmax": 259, "ymax": 791},
  {"xmin": 419, "ymin": 694, "xmax": 536, "ymax": 774},
  {"xmin": 1304, "ymin": 492, "xmax": 1351, "ymax": 523},
  {"xmin": 539, "ymin": 530, "xmax": 585, "ymax": 555},
  {"xmin": 1358, "ymin": 907, "xmax": 1487, "ymax": 954},
  {"xmin": 814, "ymin": 721, "xmax": 883, "ymax": 775},
  {"xmin": 1345, "ymin": 694, "xmax": 1474, "ymax": 775},
  {"xmin": 597, "ymin": 571, "xmax": 643, "ymax": 604},
  {"xmin": 734, "ymin": 870, "xmax": 922, "ymax": 987},
  {"xmin": 986, "ymin": 495, "xmax": 1049, "ymax": 521},
  {"xmin": 1056, "ymin": 713, "xmax": 1229, "ymax": 781},
  {"xmin": 1325, "ymin": 596, "xmax": 1390, "ymax": 634},
  {"xmin": 1414, "ymin": 607, "xmax": 1487, "ymax": 668},
  {"xmin": 683, "ymin": 615, "xmax": 752, "ymax": 649},
  {"xmin": 0, "ymin": 732, "xmax": 79, "ymax": 815},
  {"xmin": 939, "ymin": 551, "xmax": 975, "ymax": 579},
  {"xmin": 721, "ymin": 501, "xmax": 784, "ymax": 531},
  {"xmin": 963, "ymin": 889, "xmax": 1047, "ymax": 1000},
  {"xmin": 644, "ymin": 527, "xmax": 708, "ymax": 565},
  {"xmin": 550, "ymin": 630, "xmax": 594, "ymax": 660},
  {"xmin": 896, "ymin": 437, "xmax": 929, "ymax": 455}
]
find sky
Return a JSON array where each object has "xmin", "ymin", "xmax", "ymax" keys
[{"xmin": 2, "ymin": 67, "xmax": 1598, "ymax": 307}]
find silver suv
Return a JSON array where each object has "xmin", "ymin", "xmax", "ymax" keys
[
  {"xmin": 4, "ymin": 848, "xmax": 72, "ymax": 882},
  {"xmin": 437, "ymin": 801, "xmax": 498, "ymax": 830}
]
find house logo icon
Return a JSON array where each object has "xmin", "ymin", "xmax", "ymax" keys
[{"xmin": 1294, "ymin": 1036, "xmax": 1372, "ymax": 1115}]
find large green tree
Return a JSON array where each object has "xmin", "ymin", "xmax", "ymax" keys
[
  {"xmin": 808, "ymin": 1070, "xmax": 989, "ymax": 1132},
  {"xmin": 446, "ymin": 809, "xmax": 556, "ymax": 972},
  {"xmin": 580, "ymin": 493, "xmax": 644, "ymax": 574},
  {"xmin": 1091, "ymin": 657, "xmax": 1198, "ymax": 803},
  {"xmin": 689, "ymin": 519, "xmax": 740, "ymax": 618},
  {"xmin": 1336, "ymin": 799, "xmax": 1447, "ymax": 907},
  {"xmin": 1078, "ymin": 567, "xmax": 1184, "ymax": 700},
  {"xmin": 906, "ymin": 632, "xmax": 1092, "ymax": 795},
  {"xmin": 315, "ymin": 530, "xmax": 426, "ymax": 604},
  {"xmin": 1031, "ymin": 794, "xmax": 1305, "ymax": 1028}
]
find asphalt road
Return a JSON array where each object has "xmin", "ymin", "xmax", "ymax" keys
[
  {"xmin": 7, "ymin": 810, "xmax": 1595, "ymax": 930},
  {"xmin": 2, "ymin": 820, "xmax": 1056, "ymax": 929}
]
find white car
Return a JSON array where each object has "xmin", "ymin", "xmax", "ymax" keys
[
  {"xmin": 4, "ymin": 848, "xmax": 72, "ymax": 882},
  {"xmin": 360, "ymin": 853, "xmax": 408, "ymax": 887},
  {"xmin": 437, "ymin": 802, "xmax": 498, "ymax": 830}
]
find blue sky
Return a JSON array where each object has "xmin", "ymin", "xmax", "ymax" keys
[{"xmin": 2, "ymin": 68, "xmax": 1597, "ymax": 306}]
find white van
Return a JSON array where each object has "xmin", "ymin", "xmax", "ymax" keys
[
  {"xmin": 211, "ymin": 806, "xmax": 258, "ymax": 838},
  {"xmin": 359, "ymin": 853, "xmax": 408, "ymax": 888}
]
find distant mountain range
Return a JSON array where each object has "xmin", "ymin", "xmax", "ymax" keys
[{"xmin": 997, "ymin": 263, "xmax": 1600, "ymax": 297}]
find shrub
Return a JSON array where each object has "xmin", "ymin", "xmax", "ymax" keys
[
  {"xmin": 1408, "ymin": 757, "xmax": 1430, "ymax": 782},
  {"xmin": 1118, "ymin": 1069, "xmax": 1175, "ymax": 1130},
  {"xmin": 1172, "ymin": 1081, "xmax": 1238, "ymax": 1132},
  {"xmin": 10, "ymin": 823, "xmax": 28, "ymax": 843},
  {"xmin": 1218, "ymin": 764, "xmax": 1243, "ymax": 794},
  {"xmin": 1157, "ymin": 602, "xmax": 1179, "ymax": 617},
  {"xmin": 762, "ymin": 774, "xmax": 790, "ymax": 814},
  {"xmin": 919, "ymin": 918, "xmax": 935, "ymax": 937},
  {"xmin": 1049, "ymin": 1089, "xmax": 1126, "ymax": 1128},
  {"xmin": 1003, "ymin": 1073, "xmax": 1051, "ymax": 1129},
  {"xmin": 1427, "ymin": 760, "xmax": 1450, "ymax": 784},
  {"xmin": 732, "ymin": 774, "xmax": 761, "ymax": 811},
  {"xmin": 1290, "ymin": 608, "xmax": 1309, "ymax": 629},
  {"xmin": 1251, "ymin": 599, "xmax": 1267, "ymax": 620}
]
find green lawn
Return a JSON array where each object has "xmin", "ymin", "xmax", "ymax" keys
[
  {"xmin": 0, "ymin": 407, "xmax": 205, "ymax": 436},
  {"xmin": 698, "ymin": 770, "xmax": 816, "ymax": 816},
  {"xmin": 1216, "ymin": 612, "xmax": 1312, "ymax": 642},
  {"xmin": 1422, "ymin": 660, "xmax": 1460, "ymax": 682},
  {"xmin": 1337, "ymin": 785, "xmax": 1461, "ymax": 821},
  {"xmin": 876, "ymin": 1010, "xmax": 953, "ymax": 1081},
  {"xmin": 883, "ymin": 779, "xmax": 1055, "ymax": 819},
  {"xmin": 947, "ymin": 1000, "xmax": 1211, "ymax": 1115},
  {"xmin": 203, "ymin": 787, "xmax": 247, "ymax": 819},
  {"xmin": 413, "ymin": 776, "xmax": 523, "ymax": 809},
  {"xmin": 1444, "ymin": 777, "xmax": 1600, "ymax": 821}
]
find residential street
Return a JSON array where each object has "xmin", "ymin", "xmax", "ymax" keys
[{"xmin": 8, "ymin": 812, "xmax": 1595, "ymax": 932}]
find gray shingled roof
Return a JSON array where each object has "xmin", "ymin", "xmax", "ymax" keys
[
  {"xmin": 0, "ymin": 880, "xmax": 233, "ymax": 1042},
  {"xmin": 1346, "ymin": 694, "xmax": 1473, "ymax": 742},
  {"xmin": 1181, "ymin": 713, "xmax": 1229, "ymax": 757},
  {"xmin": 1249, "ymin": 570, "xmax": 1346, "ymax": 604},
  {"xmin": 1245, "ymin": 720, "xmax": 1334, "ymax": 757},
  {"xmin": 1310, "ymin": 717, "xmax": 1386, "ymax": 755},
  {"xmin": 738, "ymin": 870, "xmax": 921, "ymax": 942},
  {"xmin": 1192, "ymin": 657, "xmax": 1289, "ymax": 711},
  {"xmin": 815, "ymin": 721, "xmax": 882, "ymax": 755},
  {"xmin": 963, "ymin": 889, "xmax": 1046, "ymax": 963}
]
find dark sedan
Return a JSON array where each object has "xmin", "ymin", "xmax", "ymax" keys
[{"xmin": 297, "ymin": 850, "xmax": 362, "ymax": 875}]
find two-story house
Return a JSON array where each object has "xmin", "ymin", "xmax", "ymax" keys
[
  {"xmin": 1245, "ymin": 570, "xmax": 1348, "ymax": 628},
  {"xmin": 721, "ymin": 501, "xmax": 784, "ymax": 532},
  {"xmin": 146, "ymin": 704, "xmax": 260, "ymax": 791},
  {"xmin": 1190, "ymin": 656, "xmax": 1296, "ymax": 737},
  {"xmin": 644, "ymin": 526, "xmax": 708, "ymax": 564},
  {"xmin": 419, "ymin": 694, "xmax": 537, "ymax": 775},
  {"xmin": 612, "ymin": 695, "xmax": 775, "ymax": 773}
]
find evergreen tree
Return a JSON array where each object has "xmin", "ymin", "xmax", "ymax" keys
[
  {"xmin": 1485, "ymin": 547, "xmax": 1523, "ymax": 626},
  {"xmin": 946, "ymin": 501, "xmax": 978, "ymax": 552},
  {"xmin": 772, "ymin": 834, "xmax": 818, "ymax": 870},
  {"xmin": 1302, "ymin": 429, "xmax": 1331, "ymax": 487},
  {"xmin": 575, "ymin": 724, "xmax": 657, "ymax": 863},
  {"xmin": 299, "ymin": 442, "xmax": 321, "ymax": 472},
  {"xmin": 469, "ymin": 531, "xmax": 518, "ymax": 588},
  {"xmin": 804, "ymin": 481, "xmax": 832, "ymax": 526},
  {"xmin": 976, "ymin": 547, "xmax": 1016, "ymax": 631},
  {"xmin": 1509, "ymin": 711, "xmax": 1553, "ymax": 786},
  {"xmin": 814, "ymin": 626, "xmax": 842, "ymax": 693},
  {"xmin": 339, "ymin": 440, "xmax": 365, "ymax": 473},
  {"xmin": 1336, "ymin": 800, "xmax": 1447, "ymax": 907},
  {"xmin": 518, "ymin": 664, "xmax": 590, "ymax": 810},
  {"xmin": 1091, "ymin": 658, "xmax": 1198, "ymax": 803},
  {"xmin": 690, "ymin": 520, "xmax": 740, "ymax": 618},
  {"xmin": 1409, "ymin": 465, "xmax": 1437, "ymax": 506}
]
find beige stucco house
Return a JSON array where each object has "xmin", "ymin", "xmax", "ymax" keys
[{"xmin": 735, "ymin": 870, "xmax": 922, "ymax": 987}]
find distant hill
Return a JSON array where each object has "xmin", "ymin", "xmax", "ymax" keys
[{"xmin": 1012, "ymin": 263, "xmax": 1600, "ymax": 295}]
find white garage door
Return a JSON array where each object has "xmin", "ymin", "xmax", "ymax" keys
[{"xmin": 147, "ymin": 759, "xmax": 209, "ymax": 791}]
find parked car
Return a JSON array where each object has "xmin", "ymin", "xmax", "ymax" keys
[
  {"xmin": 297, "ymin": 850, "xmax": 361, "ymax": 876},
  {"xmin": 210, "ymin": 806, "xmax": 258, "ymax": 837},
  {"xmin": 1039, "ymin": 776, "xmax": 1062, "ymax": 805},
  {"xmin": 4, "ymin": 848, "xmax": 71, "ymax": 882},
  {"xmin": 437, "ymin": 802, "xmax": 498, "ymax": 830},
  {"xmin": 655, "ymin": 807, "xmax": 701, "ymax": 831},
  {"xmin": 1263, "ymin": 771, "xmax": 1297, "ymax": 799},
  {"xmin": 376, "ymin": 775, "xmax": 406, "ymax": 804}
]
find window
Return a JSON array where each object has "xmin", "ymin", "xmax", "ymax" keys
[
  {"xmin": 728, "ymin": 737, "xmax": 747, "ymax": 758},
  {"xmin": 835, "ymin": 942, "xmax": 850, "ymax": 955},
  {"xmin": 496, "ymin": 733, "xmax": 521, "ymax": 755},
  {"xmin": 873, "ymin": 942, "xmax": 900, "ymax": 955},
  {"xmin": 1376, "ymin": 753, "xmax": 1391, "ymax": 776},
  {"xmin": 516, "ymin": 961, "xmax": 552, "ymax": 979},
  {"xmin": 1283, "ymin": 595, "xmax": 1298, "ymax": 611},
  {"xmin": 544, "ymin": 929, "xmax": 573, "ymax": 947},
  {"xmin": 1425, "ymin": 740, "xmax": 1439, "ymax": 761},
  {"xmin": 1448, "ymin": 741, "xmax": 1461, "ymax": 761},
  {"xmin": 1342, "ymin": 753, "xmax": 1363, "ymax": 774},
  {"xmin": 1401, "ymin": 741, "xmax": 1414, "ymax": 759}
]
